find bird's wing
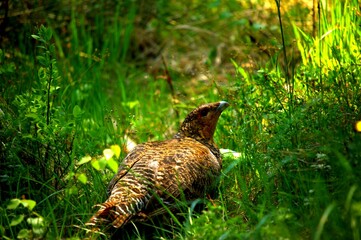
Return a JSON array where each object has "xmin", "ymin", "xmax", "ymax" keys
[
  {"xmin": 144, "ymin": 138, "xmax": 221, "ymax": 211},
  {"xmin": 107, "ymin": 143, "xmax": 148, "ymax": 195}
]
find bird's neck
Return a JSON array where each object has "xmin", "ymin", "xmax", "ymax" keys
[{"xmin": 173, "ymin": 133, "xmax": 220, "ymax": 159}]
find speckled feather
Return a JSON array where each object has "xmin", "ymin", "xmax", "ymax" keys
[{"xmin": 86, "ymin": 101, "xmax": 229, "ymax": 229}]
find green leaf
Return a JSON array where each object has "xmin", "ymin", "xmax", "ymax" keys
[
  {"xmin": 36, "ymin": 56, "xmax": 49, "ymax": 66},
  {"xmin": 111, "ymin": 144, "xmax": 121, "ymax": 158},
  {"xmin": 31, "ymin": 34, "xmax": 41, "ymax": 40},
  {"xmin": 44, "ymin": 28, "xmax": 53, "ymax": 42},
  {"xmin": 122, "ymin": 100, "xmax": 140, "ymax": 109},
  {"xmin": 17, "ymin": 229, "xmax": 31, "ymax": 239},
  {"xmin": 65, "ymin": 185, "xmax": 78, "ymax": 196},
  {"xmin": 72, "ymin": 105, "xmax": 83, "ymax": 120},
  {"xmin": 103, "ymin": 148, "xmax": 114, "ymax": 160},
  {"xmin": 91, "ymin": 158, "xmax": 107, "ymax": 171},
  {"xmin": 77, "ymin": 155, "xmax": 92, "ymax": 166},
  {"xmin": 38, "ymin": 67, "xmax": 47, "ymax": 80},
  {"xmin": 77, "ymin": 173, "xmax": 87, "ymax": 184},
  {"xmin": 98, "ymin": 158, "xmax": 107, "ymax": 170},
  {"xmin": 36, "ymin": 45, "xmax": 47, "ymax": 50},
  {"xmin": 21, "ymin": 199, "xmax": 36, "ymax": 211},
  {"xmin": 10, "ymin": 214, "xmax": 24, "ymax": 226},
  {"xmin": 25, "ymin": 113, "xmax": 40, "ymax": 121},
  {"xmin": 27, "ymin": 217, "xmax": 44, "ymax": 226},
  {"xmin": 27, "ymin": 217, "xmax": 46, "ymax": 235},
  {"xmin": 91, "ymin": 159, "xmax": 101, "ymax": 171},
  {"xmin": 231, "ymin": 59, "xmax": 249, "ymax": 82},
  {"xmin": 107, "ymin": 158, "xmax": 119, "ymax": 173},
  {"xmin": 33, "ymin": 225, "xmax": 46, "ymax": 236},
  {"xmin": 7, "ymin": 199, "xmax": 21, "ymax": 210},
  {"xmin": 40, "ymin": 25, "xmax": 47, "ymax": 37},
  {"xmin": 49, "ymin": 44, "xmax": 55, "ymax": 54}
]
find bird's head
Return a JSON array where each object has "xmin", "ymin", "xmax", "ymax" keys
[{"xmin": 176, "ymin": 101, "xmax": 229, "ymax": 143}]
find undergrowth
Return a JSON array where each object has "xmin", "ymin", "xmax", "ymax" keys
[{"xmin": 1, "ymin": 0, "xmax": 361, "ymax": 239}]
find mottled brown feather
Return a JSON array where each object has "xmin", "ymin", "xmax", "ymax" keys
[{"xmin": 86, "ymin": 101, "xmax": 229, "ymax": 230}]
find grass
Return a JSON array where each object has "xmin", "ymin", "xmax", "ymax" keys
[{"xmin": 1, "ymin": 0, "xmax": 361, "ymax": 239}]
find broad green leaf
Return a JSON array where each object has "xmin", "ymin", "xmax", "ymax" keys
[
  {"xmin": 77, "ymin": 155, "xmax": 92, "ymax": 166},
  {"xmin": 27, "ymin": 217, "xmax": 47, "ymax": 235},
  {"xmin": 10, "ymin": 214, "xmax": 24, "ymax": 226},
  {"xmin": 33, "ymin": 225, "xmax": 46, "ymax": 236},
  {"xmin": 91, "ymin": 158, "xmax": 107, "ymax": 171},
  {"xmin": 103, "ymin": 148, "xmax": 114, "ymax": 160},
  {"xmin": 65, "ymin": 185, "xmax": 78, "ymax": 196},
  {"xmin": 91, "ymin": 159, "xmax": 100, "ymax": 170},
  {"xmin": 111, "ymin": 145, "xmax": 121, "ymax": 158},
  {"xmin": 7, "ymin": 199, "xmax": 21, "ymax": 209},
  {"xmin": 77, "ymin": 173, "xmax": 87, "ymax": 184},
  {"xmin": 107, "ymin": 158, "xmax": 119, "ymax": 173},
  {"xmin": 27, "ymin": 217, "xmax": 44, "ymax": 226},
  {"xmin": 17, "ymin": 229, "xmax": 31, "ymax": 239},
  {"xmin": 98, "ymin": 158, "xmax": 107, "ymax": 170},
  {"xmin": 21, "ymin": 199, "xmax": 36, "ymax": 211}
]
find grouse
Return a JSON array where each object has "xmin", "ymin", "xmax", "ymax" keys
[{"xmin": 86, "ymin": 101, "xmax": 229, "ymax": 229}]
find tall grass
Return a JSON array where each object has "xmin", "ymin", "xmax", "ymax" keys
[
  {"xmin": 183, "ymin": 0, "xmax": 361, "ymax": 239},
  {"xmin": 200, "ymin": 0, "xmax": 361, "ymax": 239}
]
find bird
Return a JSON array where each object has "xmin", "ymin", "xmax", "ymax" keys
[{"xmin": 86, "ymin": 101, "xmax": 229, "ymax": 230}]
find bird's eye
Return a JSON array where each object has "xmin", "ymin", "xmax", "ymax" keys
[{"xmin": 199, "ymin": 109, "xmax": 208, "ymax": 117}]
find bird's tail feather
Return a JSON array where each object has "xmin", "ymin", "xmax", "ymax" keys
[{"xmin": 86, "ymin": 202, "xmax": 133, "ymax": 229}]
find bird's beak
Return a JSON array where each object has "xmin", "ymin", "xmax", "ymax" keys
[{"xmin": 216, "ymin": 101, "xmax": 230, "ymax": 112}]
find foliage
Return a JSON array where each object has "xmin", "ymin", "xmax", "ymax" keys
[
  {"xmin": 1, "ymin": 199, "xmax": 47, "ymax": 239},
  {"xmin": 8, "ymin": 25, "xmax": 75, "ymax": 188},
  {"xmin": 1, "ymin": 0, "xmax": 361, "ymax": 239},
  {"xmin": 215, "ymin": 0, "xmax": 361, "ymax": 239}
]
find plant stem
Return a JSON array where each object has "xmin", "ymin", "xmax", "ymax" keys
[
  {"xmin": 275, "ymin": 0, "xmax": 292, "ymax": 102},
  {"xmin": 46, "ymin": 52, "xmax": 53, "ymax": 126}
]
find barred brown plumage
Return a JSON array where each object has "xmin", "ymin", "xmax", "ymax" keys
[{"xmin": 86, "ymin": 101, "xmax": 229, "ymax": 230}]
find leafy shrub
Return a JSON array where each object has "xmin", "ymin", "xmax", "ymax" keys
[{"xmin": 1, "ymin": 198, "xmax": 47, "ymax": 239}]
